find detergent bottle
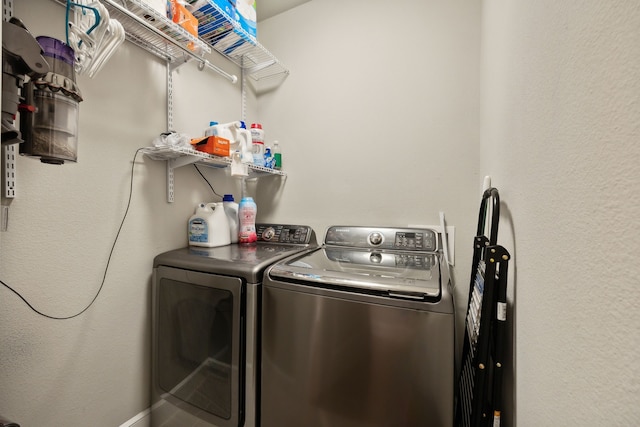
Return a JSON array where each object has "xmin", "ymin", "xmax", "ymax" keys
[
  {"xmin": 237, "ymin": 121, "xmax": 254, "ymax": 164},
  {"xmin": 226, "ymin": 121, "xmax": 253, "ymax": 164},
  {"xmin": 204, "ymin": 121, "xmax": 236, "ymax": 157},
  {"xmin": 250, "ymin": 123, "xmax": 265, "ymax": 166},
  {"xmin": 188, "ymin": 202, "xmax": 231, "ymax": 247},
  {"xmin": 222, "ymin": 194, "xmax": 239, "ymax": 243},
  {"xmin": 238, "ymin": 197, "xmax": 257, "ymax": 243}
]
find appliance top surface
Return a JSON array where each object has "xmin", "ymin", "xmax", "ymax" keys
[
  {"xmin": 153, "ymin": 224, "xmax": 317, "ymax": 282},
  {"xmin": 268, "ymin": 226, "xmax": 444, "ymax": 299}
]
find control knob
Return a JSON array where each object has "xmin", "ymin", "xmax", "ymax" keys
[
  {"xmin": 369, "ymin": 232, "xmax": 383, "ymax": 246},
  {"xmin": 262, "ymin": 227, "xmax": 276, "ymax": 241}
]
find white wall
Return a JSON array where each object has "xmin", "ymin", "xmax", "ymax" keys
[
  {"xmin": 1, "ymin": 0, "xmax": 482, "ymax": 426},
  {"xmin": 0, "ymin": 1, "xmax": 247, "ymax": 425},
  {"xmin": 481, "ymin": 1, "xmax": 640, "ymax": 425}
]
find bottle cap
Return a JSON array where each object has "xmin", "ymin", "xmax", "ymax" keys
[
  {"xmin": 250, "ymin": 123, "xmax": 262, "ymax": 129},
  {"xmin": 209, "ymin": 121, "xmax": 218, "ymax": 126},
  {"xmin": 223, "ymin": 194, "xmax": 235, "ymax": 202}
]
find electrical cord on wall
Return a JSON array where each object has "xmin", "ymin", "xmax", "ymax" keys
[
  {"xmin": 194, "ymin": 164, "xmax": 224, "ymax": 199},
  {"xmin": 0, "ymin": 148, "xmax": 143, "ymax": 320}
]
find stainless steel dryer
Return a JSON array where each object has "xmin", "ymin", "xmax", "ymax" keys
[
  {"xmin": 150, "ymin": 224, "xmax": 317, "ymax": 427},
  {"xmin": 261, "ymin": 226, "xmax": 455, "ymax": 427}
]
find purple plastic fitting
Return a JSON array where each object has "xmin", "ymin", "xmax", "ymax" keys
[{"xmin": 36, "ymin": 36, "xmax": 75, "ymax": 66}]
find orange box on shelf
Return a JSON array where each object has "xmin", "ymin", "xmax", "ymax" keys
[
  {"xmin": 170, "ymin": 0, "xmax": 199, "ymax": 38},
  {"xmin": 191, "ymin": 135, "xmax": 230, "ymax": 157}
]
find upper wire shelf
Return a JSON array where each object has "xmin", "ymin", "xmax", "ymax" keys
[{"xmin": 55, "ymin": 0, "xmax": 288, "ymax": 80}]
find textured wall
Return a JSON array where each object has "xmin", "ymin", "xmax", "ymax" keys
[
  {"xmin": 481, "ymin": 1, "xmax": 640, "ymax": 425},
  {"xmin": 0, "ymin": 1, "xmax": 245, "ymax": 425}
]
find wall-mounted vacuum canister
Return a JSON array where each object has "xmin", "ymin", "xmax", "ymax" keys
[{"xmin": 20, "ymin": 37, "xmax": 83, "ymax": 165}]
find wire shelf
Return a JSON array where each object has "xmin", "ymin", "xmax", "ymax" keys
[
  {"xmin": 142, "ymin": 146, "xmax": 286, "ymax": 176},
  {"xmin": 187, "ymin": 0, "xmax": 288, "ymax": 80},
  {"xmin": 55, "ymin": 0, "xmax": 288, "ymax": 80}
]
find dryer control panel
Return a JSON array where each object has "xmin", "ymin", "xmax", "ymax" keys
[{"xmin": 256, "ymin": 224, "xmax": 316, "ymax": 244}]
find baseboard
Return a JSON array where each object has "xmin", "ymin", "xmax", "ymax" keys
[{"xmin": 119, "ymin": 408, "xmax": 150, "ymax": 427}]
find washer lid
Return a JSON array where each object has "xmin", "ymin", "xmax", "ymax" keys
[{"xmin": 269, "ymin": 247, "xmax": 442, "ymax": 300}]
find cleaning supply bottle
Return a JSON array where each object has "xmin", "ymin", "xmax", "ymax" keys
[
  {"xmin": 205, "ymin": 121, "xmax": 235, "ymax": 157},
  {"xmin": 238, "ymin": 197, "xmax": 257, "ymax": 243},
  {"xmin": 264, "ymin": 147, "xmax": 274, "ymax": 169},
  {"xmin": 188, "ymin": 202, "xmax": 231, "ymax": 247},
  {"xmin": 204, "ymin": 121, "xmax": 219, "ymax": 137},
  {"xmin": 273, "ymin": 141, "xmax": 282, "ymax": 170},
  {"xmin": 222, "ymin": 194, "xmax": 239, "ymax": 243},
  {"xmin": 250, "ymin": 123, "xmax": 265, "ymax": 166},
  {"xmin": 236, "ymin": 121, "xmax": 254, "ymax": 164}
]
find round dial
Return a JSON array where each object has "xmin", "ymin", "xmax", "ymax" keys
[
  {"xmin": 369, "ymin": 232, "xmax": 383, "ymax": 246},
  {"xmin": 370, "ymin": 253, "xmax": 382, "ymax": 264},
  {"xmin": 262, "ymin": 227, "xmax": 276, "ymax": 241}
]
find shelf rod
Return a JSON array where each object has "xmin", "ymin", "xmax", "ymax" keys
[{"xmin": 197, "ymin": 59, "xmax": 238, "ymax": 84}]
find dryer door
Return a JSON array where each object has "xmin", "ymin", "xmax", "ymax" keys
[{"xmin": 152, "ymin": 266, "xmax": 244, "ymax": 427}]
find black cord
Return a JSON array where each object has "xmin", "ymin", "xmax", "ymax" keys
[
  {"xmin": 194, "ymin": 164, "xmax": 224, "ymax": 199},
  {"xmin": 0, "ymin": 148, "xmax": 143, "ymax": 320}
]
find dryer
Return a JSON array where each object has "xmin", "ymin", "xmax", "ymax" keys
[
  {"xmin": 261, "ymin": 226, "xmax": 455, "ymax": 427},
  {"xmin": 150, "ymin": 224, "xmax": 317, "ymax": 427}
]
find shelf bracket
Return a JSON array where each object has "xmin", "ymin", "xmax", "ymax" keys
[
  {"xmin": 245, "ymin": 59, "xmax": 276, "ymax": 76},
  {"xmin": 166, "ymin": 155, "xmax": 203, "ymax": 203},
  {"xmin": 167, "ymin": 54, "xmax": 238, "ymax": 84}
]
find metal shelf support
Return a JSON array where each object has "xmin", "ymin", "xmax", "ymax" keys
[{"xmin": 2, "ymin": 0, "xmax": 15, "ymax": 231}]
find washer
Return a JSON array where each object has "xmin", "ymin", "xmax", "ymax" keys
[
  {"xmin": 150, "ymin": 224, "xmax": 317, "ymax": 427},
  {"xmin": 261, "ymin": 225, "xmax": 455, "ymax": 427}
]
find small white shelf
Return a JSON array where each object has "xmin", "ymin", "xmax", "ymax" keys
[
  {"xmin": 142, "ymin": 145, "xmax": 285, "ymax": 176},
  {"xmin": 142, "ymin": 145, "xmax": 286, "ymax": 202}
]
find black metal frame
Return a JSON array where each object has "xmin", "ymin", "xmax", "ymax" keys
[{"xmin": 455, "ymin": 188, "xmax": 511, "ymax": 427}]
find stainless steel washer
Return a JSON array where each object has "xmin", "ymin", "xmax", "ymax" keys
[
  {"xmin": 150, "ymin": 224, "xmax": 317, "ymax": 427},
  {"xmin": 261, "ymin": 226, "xmax": 455, "ymax": 427}
]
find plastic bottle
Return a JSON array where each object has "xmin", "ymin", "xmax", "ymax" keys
[
  {"xmin": 236, "ymin": 121, "xmax": 254, "ymax": 164},
  {"xmin": 273, "ymin": 141, "xmax": 282, "ymax": 170},
  {"xmin": 250, "ymin": 123, "xmax": 265, "ymax": 167},
  {"xmin": 205, "ymin": 121, "xmax": 235, "ymax": 157},
  {"xmin": 264, "ymin": 147, "xmax": 274, "ymax": 169},
  {"xmin": 222, "ymin": 194, "xmax": 239, "ymax": 243},
  {"xmin": 238, "ymin": 197, "xmax": 258, "ymax": 243},
  {"xmin": 204, "ymin": 121, "xmax": 219, "ymax": 137},
  {"xmin": 188, "ymin": 202, "xmax": 231, "ymax": 247}
]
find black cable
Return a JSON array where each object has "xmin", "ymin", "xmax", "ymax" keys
[
  {"xmin": 0, "ymin": 148, "xmax": 143, "ymax": 320},
  {"xmin": 193, "ymin": 164, "xmax": 223, "ymax": 199}
]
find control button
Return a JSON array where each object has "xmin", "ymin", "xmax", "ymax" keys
[
  {"xmin": 369, "ymin": 232, "xmax": 383, "ymax": 246},
  {"xmin": 262, "ymin": 227, "xmax": 276, "ymax": 241}
]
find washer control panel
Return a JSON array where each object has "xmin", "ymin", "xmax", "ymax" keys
[
  {"xmin": 325, "ymin": 226, "xmax": 438, "ymax": 251},
  {"xmin": 256, "ymin": 224, "xmax": 315, "ymax": 244}
]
